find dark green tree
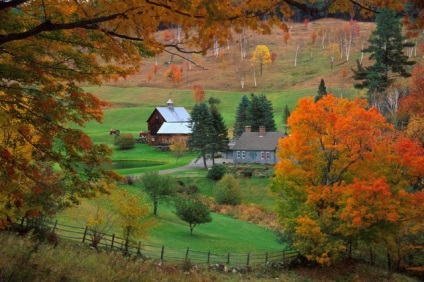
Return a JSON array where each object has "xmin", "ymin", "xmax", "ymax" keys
[
  {"xmin": 209, "ymin": 106, "xmax": 229, "ymax": 165},
  {"xmin": 315, "ymin": 79, "xmax": 328, "ymax": 103},
  {"xmin": 139, "ymin": 171, "xmax": 176, "ymax": 216},
  {"xmin": 352, "ymin": 8, "xmax": 415, "ymax": 104},
  {"xmin": 233, "ymin": 95, "xmax": 251, "ymax": 138},
  {"xmin": 174, "ymin": 196, "xmax": 212, "ymax": 235},
  {"xmin": 188, "ymin": 102, "xmax": 215, "ymax": 169},
  {"xmin": 282, "ymin": 105, "xmax": 291, "ymax": 133},
  {"xmin": 249, "ymin": 94, "xmax": 277, "ymax": 132}
]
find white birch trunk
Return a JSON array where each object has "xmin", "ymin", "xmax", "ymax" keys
[
  {"xmin": 176, "ymin": 25, "xmax": 182, "ymax": 43},
  {"xmin": 253, "ymin": 68, "xmax": 257, "ymax": 87},
  {"xmin": 294, "ymin": 44, "xmax": 299, "ymax": 67},
  {"xmin": 321, "ymin": 31, "xmax": 326, "ymax": 49}
]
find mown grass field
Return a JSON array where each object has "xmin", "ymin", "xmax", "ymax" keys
[{"xmin": 60, "ymin": 170, "xmax": 281, "ymax": 254}]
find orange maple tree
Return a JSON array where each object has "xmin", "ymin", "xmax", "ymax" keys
[
  {"xmin": 271, "ymin": 95, "xmax": 424, "ymax": 267},
  {"xmin": 192, "ymin": 85, "xmax": 206, "ymax": 104}
]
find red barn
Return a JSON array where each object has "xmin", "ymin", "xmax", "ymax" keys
[{"xmin": 146, "ymin": 99, "xmax": 192, "ymax": 146}]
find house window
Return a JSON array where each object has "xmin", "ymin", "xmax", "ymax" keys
[
  {"xmin": 266, "ymin": 152, "xmax": 270, "ymax": 159},
  {"xmin": 261, "ymin": 151, "xmax": 265, "ymax": 159},
  {"xmin": 237, "ymin": 151, "xmax": 240, "ymax": 159},
  {"xmin": 242, "ymin": 151, "xmax": 246, "ymax": 159}
]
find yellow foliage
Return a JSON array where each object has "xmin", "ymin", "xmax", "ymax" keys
[{"xmin": 251, "ymin": 45, "xmax": 272, "ymax": 64}]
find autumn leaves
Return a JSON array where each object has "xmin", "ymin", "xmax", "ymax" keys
[{"xmin": 272, "ymin": 94, "xmax": 424, "ymax": 266}]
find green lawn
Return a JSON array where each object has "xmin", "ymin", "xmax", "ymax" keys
[{"xmin": 171, "ymin": 169, "xmax": 277, "ymax": 211}]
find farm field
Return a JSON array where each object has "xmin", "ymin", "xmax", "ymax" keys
[{"xmin": 60, "ymin": 17, "xmax": 422, "ymax": 263}]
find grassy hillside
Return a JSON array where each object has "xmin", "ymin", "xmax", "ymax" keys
[{"xmin": 81, "ymin": 18, "xmax": 424, "ymax": 136}]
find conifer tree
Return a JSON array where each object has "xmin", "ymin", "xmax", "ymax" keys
[
  {"xmin": 352, "ymin": 8, "xmax": 415, "ymax": 104},
  {"xmin": 188, "ymin": 103, "xmax": 215, "ymax": 169},
  {"xmin": 209, "ymin": 99, "xmax": 229, "ymax": 165},
  {"xmin": 282, "ymin": 105, "xmax": 291, "ymax": 133},
  {"xmin": 233, "ymin": 95, "xmax": 251, "ymax": 138},
  {"xmin": 315, "ymin": 79, "xmax": 328, "ymax": 102},
  {"xmin": 249, "ymin": 94, "xmax": 277, "ymax": 132}
]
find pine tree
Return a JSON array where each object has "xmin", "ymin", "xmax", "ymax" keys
[
  {"xmin": 233, "ymin": 95, "xmax": 251, "ymax": 138},
  {"xmin": 315, "ymin": 79, "xmax": 328, "ymax": 102},
  {"xmin": 282, "ymin": 105, "xmax": 291, "ymax": 133},
  {"xmin": 209, "ymin": 101, "xmax": 229, "ymax": 165},
  {"xmin": 352, "ymin": 8, "xmax": 415, "ymax": 104},
  {"xmin": 249, "ymin": 94, "xmax": 276, "ymax": 132},
  {"xmin": 188, "ymin": 103, "xmax": 215, "ymax": 169}
]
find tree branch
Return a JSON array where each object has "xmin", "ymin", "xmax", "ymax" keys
[
  {"xmin": 0, "ymin": 9, "xmax": 137, "ymax": 45},
  {"xmin": 348, "ymin": 0, "xmax": 378, "ymax": 14}
]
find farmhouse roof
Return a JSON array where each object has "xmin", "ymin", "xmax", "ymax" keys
[
  {"xmin": 157, "ymin": 122, "xmax": 192, "ymax": 134},
  {"xmin": 231, "ymin": 132, "xmax": 285, "ymax": 151}
]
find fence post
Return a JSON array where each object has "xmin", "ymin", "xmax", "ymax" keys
[
  {"xmin": 185, "ymin": 247, "xmax": 190, "ymax": 261},
  {"xmin": 82, "ymin": 226, "xmax": 88, "ymax": 243},
  {"xmin": 265, "ymin": 252, "xmax": 268, "ymax": 263},
  {"xmin": 111, "ymin": 234, "xmax": 115, "ymax": 249},
  {"xmin": 227, "ymin": 253, "xmax": 230, "ymax": 264},
  {"xmin": 160, "ymin": 245, "xmax": 165, "ymax": 261},
  {"xmin": 207, "ymin": 251, "xmax": 211, "ymax": 264},
  {"xmin": 52, "ymin": 220, "xmax": 58, "ymax": 233},
  {"xmin": 137, "ymin": 241, "xmax": 141, "ymax": 255},
  {"xmin": 246, "ymin": 253, "xmax": 250, "ymax": 266}
]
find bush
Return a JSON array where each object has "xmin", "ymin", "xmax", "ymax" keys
[
  {"xmin": 114, "ymin": 133, "xmax": 136, "ymax": 150},
  {"xmin": 215, "ymin": 174, "xmax": 241, "ymax": 205},
  {"xmin": 207, "ymin": 164, "xmax": 227, "ymax": 181}
]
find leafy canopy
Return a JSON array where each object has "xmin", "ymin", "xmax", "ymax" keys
[{"xmin": 271, "ymin": 94, "xmax": 424, "ymax": 266}]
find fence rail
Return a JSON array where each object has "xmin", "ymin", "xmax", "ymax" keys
[{"xmin": 17, "ymin": 218, "xmax": 298, "ymax": 266}]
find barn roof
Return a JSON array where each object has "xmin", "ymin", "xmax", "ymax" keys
[
  {"xmin": 157, "ymin": 122, "xmax": 192, "ymax": 134},
  {"xmin": 155, "ymin": 107, "xmax": 191, "ymax": 122},
  {"xmin": 231, "ymin": 132, "xmax": 285, "ymax": 151}
]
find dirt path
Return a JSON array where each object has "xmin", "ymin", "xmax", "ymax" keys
[{"xmin": 158, "ymin": 158, "xmax": 232, "ymax": 174}]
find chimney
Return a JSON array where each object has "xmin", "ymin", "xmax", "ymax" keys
[
  {"xmin": 245, "ymin": 126, "xmax": 251, "ymax": 133},
  {"xmin": 259, "ymin": 126, "xmax": 265, "ymax": 137}
]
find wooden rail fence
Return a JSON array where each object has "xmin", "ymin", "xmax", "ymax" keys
[{"xmin": 18, "ymin": 218, "xmax": 299, "ymax": 266}]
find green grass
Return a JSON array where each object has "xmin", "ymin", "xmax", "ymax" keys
[
  {"xmin": 59, "ymin": 180, "xmax": 282, "ymax": 254},
  {"xmin": 171, "ymin": 170, "xmax": 277, "ymax": 211}
]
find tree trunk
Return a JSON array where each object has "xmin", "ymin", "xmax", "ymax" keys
[
  {"xmin": 202, "ymin": 152, "xmax": 208, "ymax": 169},
  {"xmin": 294, "ymin": 44, "xmax": 299, "ymax": 67},
  {"xmin": 153, "ymin": 200, "xmax": 158, "ymax": 215}
]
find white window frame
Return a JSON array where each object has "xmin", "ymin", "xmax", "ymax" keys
[
  {"xmin": 261, "ymin": 151, "xmax": 265, "ymax": 159},
  {"xmin": 266, "ymin": 152, "xmax": 270, "ymax": 160},
  {"xmin": 242, "ymin": 151, "xmax": 246, "ymax": 159},
  {"xmin": 237, "ymin": 151, "xmax": 240, "ymax": 159}
]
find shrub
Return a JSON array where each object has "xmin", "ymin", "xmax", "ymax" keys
[
  {"xmin": 207, "ymin": 164, "xmax": 227, "ymax": 181},
  {"xmin": 215, "ymin": 174, "xmax": 241, "ymax": 205},
  {"xmin": 114, "ymin": 133, "xmax": 136, "ymax": 150}
]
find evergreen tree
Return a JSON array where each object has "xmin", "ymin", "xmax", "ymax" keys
[
  {"xmin": 210, "ymin": 106, "xmax": 229, "ymax": 165},
  {"xmin": 352, "ymin": 8, "xmax": 415, "ymax": 104},
  {"xmin": 233, "ymin": 95, "xmax": 251, "ymax": 138},
  {"xmin": 249, "ymin": 94, "xmax": 277, "ymax": 132},
  {"xmin": 315, "ymin": 79, "xmax": 328, "ymax": 102},
  {"xmin": 188, "ymin": 102, "xmax": 215, "ymax": 169},
  {"xmin": 282, "ymin": 105, "xmax": 291, "ymax": 133}
]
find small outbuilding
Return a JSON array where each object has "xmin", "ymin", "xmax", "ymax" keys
[{"xmin": 230, "ymin": 126, "xmax": 285, "ymax": 164}]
